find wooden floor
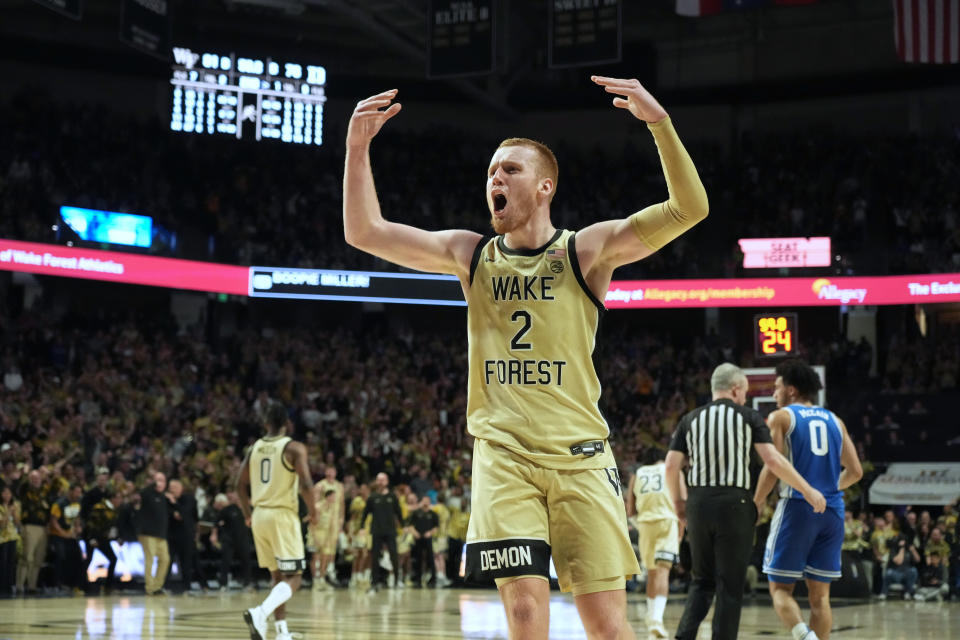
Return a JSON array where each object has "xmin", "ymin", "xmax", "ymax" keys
[{"xmin": 0, "ymin": 588, "xmax": 956, "ymax": 639}]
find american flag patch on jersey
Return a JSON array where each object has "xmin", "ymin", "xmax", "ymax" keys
[{"xmin": 547, "ymin": 249, "xmax": 566, "ymax": 260}]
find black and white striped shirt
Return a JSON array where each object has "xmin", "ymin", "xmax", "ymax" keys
[{"xmin": 668, "ymin": 398, "xmax": 772, "ymax": 490}]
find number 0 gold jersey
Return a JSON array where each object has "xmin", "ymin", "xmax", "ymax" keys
[
  {"xmin": 632, "ymin": 462, "xmax": 677, "ymax": 523},
  {"xmin": 250, "ymin": 435, "xmax": 298, "ymax": 512},
  {"xmin": 466, "ymin": 229, "xmax": 612, "ymax": 470}
]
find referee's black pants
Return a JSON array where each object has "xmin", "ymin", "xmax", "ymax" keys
[{"xmin": 675, "ymin": 487, "xmax": 756, "ymax": 640}]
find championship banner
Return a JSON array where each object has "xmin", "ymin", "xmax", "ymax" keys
[
  {"xmin": 548, "ymin": 0, "xmax": 621, "ymax": 68},
  {"xmin": 427, "ymin": 0, "xmax": 494, "ymax": 77},
  {"xmin": 869, "ymin": 463, "xmax": 960, "ymax": 506},
  {"xmin": 119, "ymin": 0, "xmax": 171, "ymax": 61},
  {"xmin": 29, "ymin": 0, "xmax": 82, "ymax": 19}
]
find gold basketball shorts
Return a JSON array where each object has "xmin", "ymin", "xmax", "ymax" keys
[
  {"xmin": 432, "ymin": 536, "xmax": 449, "ymax": 555},
  {"xmin": 311, "ymin": 526, "xmax": 337, "ymax": 555},
  {"xmin": 351, "ymin": 528, "xmax": 370, "ymax": 550},
  {"xmin": 465, "ymin": 438, "xmax": 640, "ymax": 595},
  {"xmin": 636, "ymin": 518, "xmax": 679, "ymax": 569},
  {"xmin": 397, "ymin": 531, "xmax": 412, "ymax": 555},
  {"xmin": 251, "ymin": 506, "xmax": 306, "ymax": 573}
]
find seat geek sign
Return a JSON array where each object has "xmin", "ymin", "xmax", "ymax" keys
[{"xmin": 738, "ymin": 237, "xmax": 831, "ymax": 269}]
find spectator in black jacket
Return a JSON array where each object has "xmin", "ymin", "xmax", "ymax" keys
[
  {"xmin": 115, "ymin": 485, "xmax": 140, "ymax": 545},
  {"xmin": 81, "ymin": 471, "xmax": 117, "ymax": 593},
  {"xmin": 49, "ymin": 483, "xmax": 84, "ymax": 593},
  {"xmin": 406, "ymin": 496, "xmax": 439, "ymax": 588},
  {"xmin": 210, "ymin": 492, "xmax": 252, "ymax": 590},
  {"xmin": 166, "ymin": 479, "xmax": 202, "ymax": 592},
  {"xmin": 138, "ymin": 472, "xmax": 170, "ymax": 595},
  {"xmin": 880, "ymin": 533, "xmax": 920, "ymax": 600}
]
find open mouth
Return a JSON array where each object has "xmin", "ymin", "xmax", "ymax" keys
[{"xmin": 493, "ymin": 194, "xmax": 507, "ymax": 213}]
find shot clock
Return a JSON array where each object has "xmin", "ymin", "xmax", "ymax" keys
[{"xmin": 754, "ymin": 313, "xmax": 797, "ymax": 358}]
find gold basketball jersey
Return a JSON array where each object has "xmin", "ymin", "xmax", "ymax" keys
[
  {"xmin": 433, "ymin": 503, "xmax": 450, "ymax": 539},
  {"xmin": 632, "ymin": 462, "xmax": 677, "ymax": 523},
  {"xmin": 249, "ymin": 436, "xmax": 298, "ymax": 512},
  {"xmin": 466, "ymin": 229, "xmax": 612, "ymax": 469},
  {"xmin": 316, "ymin": 479, "xmax": 343, "ymax": 516},
  {"xmin": 348, "ymin": 495, "xmax": 367, "ymax": 534}
]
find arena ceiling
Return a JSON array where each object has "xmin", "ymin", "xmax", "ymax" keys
[{"xmin": 0, "ymin": 0, "xmax": 954, "ymax": 115}]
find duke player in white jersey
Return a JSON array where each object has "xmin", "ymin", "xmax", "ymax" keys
[{"xmin": 753, "ymin": 361, "xmax": 862, "ymax": 640}]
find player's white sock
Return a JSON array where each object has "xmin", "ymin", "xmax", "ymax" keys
[
  {"xmin": 275, "ymin": 619, "xmax": 289, "ymax": 635},
  {"xmin": 791, "ymin": 622, "xmax": 818, "ymax": 640},
  {"xmin": 651, "ymin": 595, "xmax": 667, "ymax": 623},
  {"xmin": 260, "ymin": 581, "xmax": 293, "ymax": 618}
]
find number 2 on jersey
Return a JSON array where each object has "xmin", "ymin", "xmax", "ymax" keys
[
  {"xmin": 510, "ymin": 310, "xmax": 532, "ymax": 350},
  {"xmin": 809, "ymin": 419, "xmax": 828, "ymax": 456}
]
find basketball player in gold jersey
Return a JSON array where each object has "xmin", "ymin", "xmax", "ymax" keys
[
  {"xmin": 237, "ymin": 404, "xmax": 317, "ymax": 640},
  {"xmin": 627, "ymin": 449, "xmax": 685, "ymax": 638},
  {"xmin": 343, "ymin": 76, "xmax": 708, "ymax": 639},
  {"xmin": 313, "ymin": 465, "xmax": 344, "ymax": 586}
]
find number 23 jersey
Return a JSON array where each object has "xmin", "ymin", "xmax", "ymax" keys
[
  {"xmin": 779, "ymin": 404, "xmax": 844, "ymax": 512},
  {"xmin": 465, "ymin": 229, "xmax": 612, "ymax": 470},
  {"xmin": 632, "ymin": 462, "xmax": 677, "ymax": 523}
]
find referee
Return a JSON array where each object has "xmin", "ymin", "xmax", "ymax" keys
[{"xmin": 666, "ymin": 363, "xmax": 826, "ymax": 640}]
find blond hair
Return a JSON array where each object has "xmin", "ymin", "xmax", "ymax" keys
[{"xmin": 497, "ymin": 137, "xmax": 558, "ymax": 200}]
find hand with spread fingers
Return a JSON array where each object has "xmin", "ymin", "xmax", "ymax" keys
[
  {"xmin": 591, "ymin": 75, "xmax": 668, "ymax": 123},
  {"xmin": 346, "ymin": 89, "xmax": 402, "ymax": 147}
]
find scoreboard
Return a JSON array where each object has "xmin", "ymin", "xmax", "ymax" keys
[
  {"xmin": 754, "ymin": 312, "xmax": 798, "ymax": 358},
  {"xmin": 170, "ymin": 47, "xmax": 327, "ymax": 145}
]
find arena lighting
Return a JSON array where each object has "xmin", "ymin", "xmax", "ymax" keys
[{"xmin": 3, "ymin": 238, "xmax": 960, "ymax": 308}]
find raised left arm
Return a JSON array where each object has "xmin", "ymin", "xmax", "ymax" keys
[{"xmin": 576, "ymin": 77, "xmax": 708, "ymax": 299}]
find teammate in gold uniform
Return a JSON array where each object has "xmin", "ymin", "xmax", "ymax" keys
[
  {"xmin": 347, "ymin": 483, "xmax": 372, "ymax": 587},
  {"xmin": 310, "ymin": 488, "xmax": 340, "ymax": 591},
  {"xmin": 627, "ymin": 449, "xmax": 684, "ymax": 638},
  {"xmin": 432, "ymin": 495, "xmax": 452, "ymax": 588},
  {"xmin": 313, "ymin": 466, "xmax": 344, "ymax": 586},
  {"xmin": 237, "ymin": 404, "xmax": 317, "ymax": 640},
  {"xmin": 344, "ymin": 75, "xmax": 708, "ymax": 638}
]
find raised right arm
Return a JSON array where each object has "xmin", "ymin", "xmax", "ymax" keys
[{"xmin": 343, "ymin": 90, "xmax": 480, "ymax": 279}]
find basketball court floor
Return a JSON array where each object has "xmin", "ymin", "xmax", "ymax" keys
[{"xmin": 0, "ymin": 589, "xmax": 956, "ymax": 639}]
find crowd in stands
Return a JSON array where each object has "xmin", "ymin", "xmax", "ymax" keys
[
  {"xmin": 1, "ymin": 88, "xmax": 959, "ymax": 599},
  {"xmin": 0, "ymin": 295, "xmax": 957, "ymax": 597},
  {"xmin": 1, "ymin": 90, "xmax": 959, "ymax": 278},
  {"xmin": 839, "ymin": 505, "xmax": 959, "ymax": 602}
]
